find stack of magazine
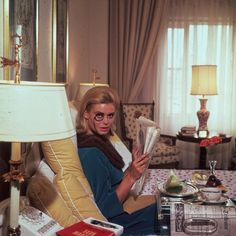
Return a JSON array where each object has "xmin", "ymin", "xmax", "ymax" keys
[{"xmin": 131, "ymin": 116, "xmax": 160, "ymax": 196}]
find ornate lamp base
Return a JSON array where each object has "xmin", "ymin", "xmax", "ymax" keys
[
  {"xmin": 7, "ymin": 225, "xmax": 21, "ymax": 236},
  {"xmin": 197, "ymin": 98, "xmax": 209, "ymax": 133}
]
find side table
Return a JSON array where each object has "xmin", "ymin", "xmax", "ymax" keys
[{"xmin": 176, "ymin": 132, "xmax": 232, "ymax": 169}]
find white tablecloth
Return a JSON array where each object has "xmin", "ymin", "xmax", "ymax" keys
[{"xmin": 141, "ymin": 169, "xmax": 236, "ymax": 199}]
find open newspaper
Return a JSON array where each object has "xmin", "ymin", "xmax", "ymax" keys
[
  {"xmin": 131, "ymin": 116, "xmax": 160, "ymax": 196},
  {"xmin": 171, "ymin": 203, "xmax": 236, "ymax": 235}
]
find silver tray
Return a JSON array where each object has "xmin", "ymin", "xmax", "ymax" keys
[{"xmin": 159, "ymin": 182, "xmax": 199, "ymax": 197}]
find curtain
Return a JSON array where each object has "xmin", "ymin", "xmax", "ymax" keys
[
  {"xmin": 109, "ymin": 0, "xmax": 169, "ymax": 102},
  {"xmin": 155, "ymin": 0, "xmax": 236, "ymax": 136}
]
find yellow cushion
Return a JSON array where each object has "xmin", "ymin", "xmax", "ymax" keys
[
  {"xmin": 41, "ymin": 138, "xmax": 106, "ymax": 221},
  {"xmin": 42, "ymin": 138, "xmax": 92, "ymax": 196},
  {"xmin": 27, "ymin": 175, "xmax": 78, "ymax": 227},
  {"xmin": 54, "ymin": 171, "xmax": 105, "ymax": 220}
]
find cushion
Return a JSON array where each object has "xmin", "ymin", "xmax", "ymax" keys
[
  {"xmin": 54, "ymin": 171, "xmax": 104, "ymax": 220},
  {"xmin": 37, "ymin": 159, "xmax": 55, "ymax": 183},
  {"xmin": 27, "ymin": 175, "xmax": 78, "ymax": 227},
  {"xmin": 41, "ymin": 138, "xmax": 106, "ymax": 221}
]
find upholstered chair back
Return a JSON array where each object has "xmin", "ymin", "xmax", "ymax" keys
[
  {"xmin": 120, "ymin": 102, "xmax": 154, "ymax": 150},
  {"xmin": 119, "ymin": 101, "xmax": 180, "ymax": 168}
]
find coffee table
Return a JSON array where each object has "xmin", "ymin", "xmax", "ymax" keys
[{"xmin": 141, "ymin": 169, "xmax": 236, "ymax": 235}]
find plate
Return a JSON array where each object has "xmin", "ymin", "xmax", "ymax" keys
[
  {"xmin": 159, "ymin": 182, "xmax": 199, "ymax": 197},
  {"xmin": 200, "ymin": 195, "xmax": 229, "ymax": 204}
]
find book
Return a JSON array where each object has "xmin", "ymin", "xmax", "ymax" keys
[
  {"xmin": 56, "ymin": 221, "xmax": 115, "ymax": 236},
  {"xmin": 131, "ymin": 116, "xmax": 160, "ymax": 195},
  {"xmin": 178, "ymin": 131, "xmax": 195, "ymax": 137},
  {"xmin": 83, "ymin": 217, "xmax": 123, "ymax": 236},
  {"xmin": 181, "ymin": 125, "xmax": 196, "ymax": 131},
  {"xmin": 57, "ymin": 218, "xmax": 124, "ymax": 236}
]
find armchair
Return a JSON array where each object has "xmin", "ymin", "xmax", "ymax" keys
[{"xmin": 120, "ymin": 101, "xmax": 179, "ymax": 168}]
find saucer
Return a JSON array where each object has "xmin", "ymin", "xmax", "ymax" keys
[
  {"xmin": 200, "ymin": 195, "xmax": 229, "ymax": 204},
  {"xmin": 194, "ymin": 179, "xmax": 207, "ymax": 186}
]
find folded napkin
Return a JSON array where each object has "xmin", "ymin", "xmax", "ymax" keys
[{"xmin": 165, "ymin": 170, "xmax": 183, "ymax": 193}]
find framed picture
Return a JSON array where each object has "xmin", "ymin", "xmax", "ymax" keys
[
  {"xmin": 9, "ymin": 0, "xmax": 38, "ymax": 81},
  {"xmin": 52, "ymin": 0, "xmax": 68, "ymax": 83}
]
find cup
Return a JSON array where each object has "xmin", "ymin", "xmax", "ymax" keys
[{"xmin": 201, "ymin": 187, "xmax": 222, "ymax": 201}]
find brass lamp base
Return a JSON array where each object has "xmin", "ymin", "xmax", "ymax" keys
[
  {"xmin": 197, "ymin": 98, "xmax": 209, "ymax": 133},
  {"xmin": 7, "ymin": 225, "xmax": 21, "ymax": 236}
]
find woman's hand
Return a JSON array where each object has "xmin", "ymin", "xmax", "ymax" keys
[
  {"xmin": 116, "ymin": 146, "xmax": 150, "ymax": 202},
  {"xmin": 127, "ymin": 146, "xmax": 150, "ymax": 182}
]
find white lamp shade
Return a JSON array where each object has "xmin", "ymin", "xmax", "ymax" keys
[
  {"xmin": 0, "ymin": 80, "xmax": 76, "ymax": 142},
  {"xmin": 79, "ymin": 82, "xmax": 109, "ymax": 100},
  {"xmin": 191, "ymin": 65, "xmax": 217, "ymax": 96}
]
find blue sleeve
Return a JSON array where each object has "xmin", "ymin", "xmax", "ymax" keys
[{"xmin": 78, "ymin": 147, "xmax": 124, "ymax": 218}]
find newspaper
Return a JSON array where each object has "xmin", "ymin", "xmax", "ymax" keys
[
  {"xmin": 171, "ymin": 203, "xmax": 236, "ymax": 235},
  {"xmin": 131, "ymin": 116, "xmax": 160, "ymax": 196}
]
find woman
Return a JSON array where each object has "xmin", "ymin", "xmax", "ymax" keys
[{"xmin": 76, "ymin": 86, "xmax": 157, "ymax": 235}]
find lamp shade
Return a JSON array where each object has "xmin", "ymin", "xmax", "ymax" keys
[
  {"xmin": 191, "ymin": 65, "xmax": 217, "ymax": 96},
  {"xmin": 79, "ymin": 82, "xmax": 109, "ymax": 100},
  {"xmin": 0, "ymin": 80, "xmax": 76, "ymax": 142}
]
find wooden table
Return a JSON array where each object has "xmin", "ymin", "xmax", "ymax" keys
[{"xmin": 176, "ymin": 133, "xmax": 232, "ymax": 169}]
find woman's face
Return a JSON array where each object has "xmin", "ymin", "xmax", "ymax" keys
[{"xmin": 84, "ymin": 103, "xmax": 116, "ymax": 135}]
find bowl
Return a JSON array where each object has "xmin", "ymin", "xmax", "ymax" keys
[{"xmin": 201, "ymin": 187, "xmax": 222, "ymax": 201}]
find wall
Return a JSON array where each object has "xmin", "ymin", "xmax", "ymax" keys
[
  {"xmin": 38, "ymin": 0, "xmax": 53, "ymax": 82},
  {"xmin": 67, "ymin": 0, "xmax": 108, "ymax": 100},
  {"xmin": 0, "ymin": 0, "xmax": 108, "ymax": 97}
]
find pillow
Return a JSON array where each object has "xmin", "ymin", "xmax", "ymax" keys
[
  {"xmin": 42, "ymin": 138, "xmax": 93, "ymax": 197},
  {"xmin": 37, "ymin": 159, "xmax": 55, "ymax": 183},
  {"xmin": 41, "ymin": 138, "xmax": 106, "ymax": 221},
  {"xmin": 54, "ymin": 171, "xmax": 106, "ymax": 220},
  {"xmin": 27, "ymin": 175, "xmax": 78, "ymax": 227},
  {"xmin": 68, "ymin": 102, "xmax": 78, "ymax": 151}
]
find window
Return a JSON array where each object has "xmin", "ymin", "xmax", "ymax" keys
[{"xmin": 156, "ymin": 0, "xmax": 236, "ymax": 136}]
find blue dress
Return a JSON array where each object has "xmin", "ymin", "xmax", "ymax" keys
[{"xmin": 78, "ymin": 147, "xmax": 157, "ymax": 235}]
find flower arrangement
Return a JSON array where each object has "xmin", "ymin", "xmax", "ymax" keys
[{"xmin": 199, "ymin": 136, "xmax": 222, "ymax": 147}]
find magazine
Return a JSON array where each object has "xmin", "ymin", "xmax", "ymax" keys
[{"xmin": 131, "ymin": 116, "xmax": 160, "ymax": 196}]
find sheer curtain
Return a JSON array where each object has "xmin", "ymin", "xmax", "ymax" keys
[{"xmin": 155, "ymin": 0, "xmax": 236, "ymax": 137}]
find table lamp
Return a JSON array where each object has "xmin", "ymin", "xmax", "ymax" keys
[
  {"xmin": 78, "ymin": 69, "xmax": 109, "ymax": 101},
  {"xmin": 191, "ymin": 65, "xmax": 217, "ymax": 135},
  {"xmin": 79, "ymin": 82, "xmax": 109, "ymax": 100},
  {"xmin": 0, "ymin": 80, "xmax": 76, "ymax": 235}
]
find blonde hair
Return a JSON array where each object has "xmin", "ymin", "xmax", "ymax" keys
[{"xmin": 76, "ymin": 86, "xmax": 120, "ymax": 133}]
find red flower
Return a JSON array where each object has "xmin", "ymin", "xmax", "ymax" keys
[{"xmin": 199, "ymin": 136, "xmax": 222, "ymax": 147}]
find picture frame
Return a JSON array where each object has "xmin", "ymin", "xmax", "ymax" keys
[
  {"xmin": 52, "ymin": 0, "xmax": 68, "ymax": 83},
  {"xmin": 8, "ymin": 0, "xmax": 38, "ymax": 81}
]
